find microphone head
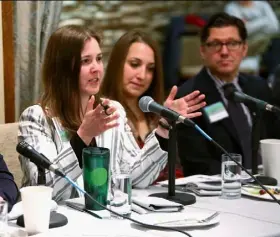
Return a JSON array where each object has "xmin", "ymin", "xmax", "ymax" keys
[
  {"xmin": 223, "ymin": 84, "xmax": 237, "ymax": 101},
  {"xmin": 16, "ymin": 141, "xmax": 33, "ymax": 156},
  {"xmin": 139, "ymin": 96, "xmax": 153, "ymax": 112}
]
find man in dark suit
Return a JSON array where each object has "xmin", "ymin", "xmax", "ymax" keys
[
  {"xmin": 0, "ymin": 154, "xmax": 18, "ymax": 211},
  {"xmin": 176, "ymin": 12, "xmax": 280, "ymax": 176}
]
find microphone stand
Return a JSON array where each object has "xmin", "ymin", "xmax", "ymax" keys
[
  {"xmin": 37, "ymin": 166, "xmax": 46, "ymax": 185},
  {"xmin": 251, "ymin": 111, "xmax": 261, "ymax": 175},
  {"xmin": 149, "ymin": 120, "xmax": 196, "ymax": 205}
]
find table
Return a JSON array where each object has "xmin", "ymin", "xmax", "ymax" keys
[
  {"xmin": 7, "ymin": 186, "xmax": 280, "ymax": 237},
  {"xmin": 132, "ymin": 186, "xmax": 280, "ymax": 237}
]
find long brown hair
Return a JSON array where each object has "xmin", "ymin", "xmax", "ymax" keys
[
  {"xmin": 100, "ymin": 29, "xmax": 165, "ymax": 130},
  {"xmin": 40, "ymin": 25, "xmax": 101, "ymax": 137}
]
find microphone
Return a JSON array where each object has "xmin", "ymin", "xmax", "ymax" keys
[
  {"xmin": 138, "ymin": 96, "xmax": 195, "ymax": 127},
  {"xmin": 16, "ymin": 141, "xmax": 66, "ymax": 178},
  {"xmin": 223, "ymin": 84, "xmax": 280, "ymax": 114}
]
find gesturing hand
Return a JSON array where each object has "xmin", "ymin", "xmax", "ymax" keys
[
  {"xmin": 77, "ymin": 96, "xmax": 120, "ymax": 145},
  {"xmin": 164, "ymin": 86, "xmax": 206, "ymax": 119}
]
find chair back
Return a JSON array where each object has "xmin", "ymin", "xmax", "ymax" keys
[
  {"xmin": 179, "ymin": 35, "xmax": 203, "ymax": 79},
  {"xmin": 0, "ymin": 122, "xmax": 22, "ymax": 187}
]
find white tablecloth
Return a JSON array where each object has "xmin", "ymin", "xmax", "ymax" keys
[
  {"xmin": 7, "ymin": 186, "xmax": 280, "ymax": 237},
  {"xmin": 132, "ymin": 186, "xmax": 280, "ymax": 237}
]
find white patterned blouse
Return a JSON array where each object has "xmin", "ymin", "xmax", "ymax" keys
[{"xmin": 18, "ymin": 101, "xmax": 167, "ymax": 202}]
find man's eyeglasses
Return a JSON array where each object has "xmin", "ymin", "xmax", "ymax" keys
[{"xmin": 204, "ymin": 40, "xmax": 244, "ymax": 52}]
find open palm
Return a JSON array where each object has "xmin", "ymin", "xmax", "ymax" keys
[{"xmin": 164, "ymin": 86, "xmax": 206, "ymax": 118}]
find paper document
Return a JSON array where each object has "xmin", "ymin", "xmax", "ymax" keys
[
  {"xmin": 132, "ymin": 196, "xmax": 184, "ymax": 212},
  {"xmin": 158, "ymin": 175, "xmax": 222, "ymax": 186},
  {"xmin": 131, "ymin": 203, "xmax": 149, "ymax": 214},
  {"xmin": 175, "ymin": 186, "xmax": 222, "ymax": 196},
  {"xmin": 185, "ymin": 182, "xmax": 221, "ymax": 190}
]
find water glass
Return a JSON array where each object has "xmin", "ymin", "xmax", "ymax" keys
[
  {"xmin": 0, "ymin": 200, "xmax": 7, "ymax": 237},
  {"xmin": 221, "ymin": 153, "xmax": 242, "ymax": 199},
  {"xmin": 109, "ymin": 168, "xmax": 132, "ymax": 219}
]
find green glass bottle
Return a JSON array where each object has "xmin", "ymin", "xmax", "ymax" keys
[{"xmin": 82, "ymin": 147, "xmax": 110, "ymax": 210}]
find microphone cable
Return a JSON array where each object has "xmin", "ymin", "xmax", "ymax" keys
[
  {"xmin": 193, "ymin": 124, "xmax": 280, "ymax": 205},
  {"xmin": 64, "ymin": 176, "xmax": 193, "ymax": 237}
]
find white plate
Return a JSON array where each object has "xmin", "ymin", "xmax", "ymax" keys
[
  {"xmin": 241, "ymin": 185, "xmax": 280, "ymax": 200},
  {"xmin": 134, "ymin": 211, "xmax": 220, "ymax": 228}
]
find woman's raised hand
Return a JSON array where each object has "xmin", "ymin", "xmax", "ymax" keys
[
  {"xmin": 77, "ymin": 95, "xmax": 120, "ymax": 145},
  {"xmin": 164, "ymin": 86, "xmax": 206, "ymax": 119}
]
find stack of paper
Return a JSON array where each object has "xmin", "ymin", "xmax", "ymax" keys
[
  {"xmin": 131, "ymin": 196, "xmax": 184, "ymax": 214},
  {"xmin": 158, "ymin": 175, "xmax": 222, "ymax": 196},
  {"xmin": 158, "ymin": 173, "xmax": 253, "ymax": 196}
]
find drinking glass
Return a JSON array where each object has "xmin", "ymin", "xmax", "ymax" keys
[
  {"xmin": 109, "ymin": 162, "xmax": 132, "ymax": 219},
  {"xmin": 221, "ymin": 153, "xmax": 242, "ymax": 199}
]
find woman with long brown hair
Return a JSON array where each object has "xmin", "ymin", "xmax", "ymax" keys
[
  {"xmin": 18, "ymin": 25, "xmax": 121, "ymax": 202},
  {"xmin": 101, "ymin": 29, "xmax": 206, "ymax": 184}
]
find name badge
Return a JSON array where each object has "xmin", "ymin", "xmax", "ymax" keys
[
  {"xmin": 52, "ymin": 118, "xmax": 69, "ymax": 143},
  {"xmin": 203, "ymin": 102, "xmax": 229, "ymax": 123}
]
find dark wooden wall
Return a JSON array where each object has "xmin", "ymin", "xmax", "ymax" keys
[{"xmin": 2, "ymin": 1, "xmax": 15, "ymax": 123}]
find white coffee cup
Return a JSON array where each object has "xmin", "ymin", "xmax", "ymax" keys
[
  {"xmin": 260, "ymin": 139, "xmax": 280, "ymax": 184},
  {"xmin": 20, "ymin": 186, "xmax": 53, "ymax": 235}
]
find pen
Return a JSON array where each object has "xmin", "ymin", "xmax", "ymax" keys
[{"xmin": 65, "ymin": 202, "xmax": 103, "ymax": 219}]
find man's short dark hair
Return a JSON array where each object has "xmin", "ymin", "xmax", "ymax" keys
[{"xmin": 200, "ymin": 12, "xmax": 247, "ymax": 43}]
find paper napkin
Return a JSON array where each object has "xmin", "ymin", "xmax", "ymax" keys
[{"xmin": 8, "ymin": 200, "xmax": 58, "ymax": 220}]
